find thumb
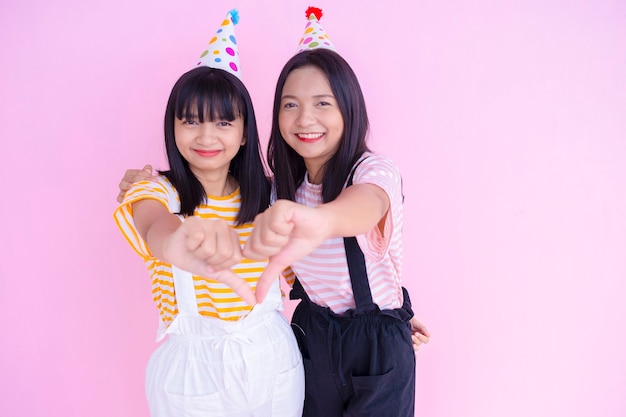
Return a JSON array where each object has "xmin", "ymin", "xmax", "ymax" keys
[
  {"xmin": 143, "ymin": 164, "xmax": 154, "ymax": 176},
  {"xmin": 209, "ymin": 269, "xmax": 257, "ymax": 307},
  {"xmin": 255, "ymin": 259, "xmax": 286, "ymax": 303}
]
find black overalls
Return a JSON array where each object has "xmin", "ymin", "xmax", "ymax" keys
[{"xmin": 289, "ymin": 162, "xmax": 416, "ymax": 417}]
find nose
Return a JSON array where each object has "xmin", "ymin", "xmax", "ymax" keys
[
  {"xmin": 196, "ymin": 123, "xmax": 216, "ymax": 144},
  {"xmin": 295, "ymin": 105, "xmax": 315, "ymax": 127}
]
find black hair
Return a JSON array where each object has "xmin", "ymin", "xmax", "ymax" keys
[
  {"xmin": 267, "ymin": 48, "xmax": 371, "ymax": 203},
  {"xmin": 160, "ymin": 66, "xmax": 270, "ymax": 224}
]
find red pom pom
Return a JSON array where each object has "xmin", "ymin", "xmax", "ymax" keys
[{"xmin": 305, "ymin": 6, "xmax": 323, "ymax": 21}]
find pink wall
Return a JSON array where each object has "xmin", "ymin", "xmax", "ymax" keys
[{"xmin": 1, "ymin": 0, "xmax": 625, "ymax": 416}]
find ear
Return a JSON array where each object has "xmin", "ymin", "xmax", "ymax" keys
[{"xmin": 240, "ymin": 131, "xmax": 247, "ymax": 146}]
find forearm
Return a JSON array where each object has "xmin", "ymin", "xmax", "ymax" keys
[
  {"xmin": 245, "ymin": 187, "xmax": 389, "ymax": 269},
  {"xmin": 144, "ymin": 216, "xmax": 182, "ymax": 263},
  {"xmin": 132, "ymin": 199, "xmax": 181, "ymax": 263},
  {"xmin": 316, "ymin": 183, "xmax": 389, "ymax": 238}
]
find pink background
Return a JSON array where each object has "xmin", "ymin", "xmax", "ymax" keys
[{"xmin": 1, "ymin": 0, "xmax": 625, "ymax": 416}]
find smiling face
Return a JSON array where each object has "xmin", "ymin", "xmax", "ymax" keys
[
  {"xmin": 174, "ymin": 106, "xmax": 245, "ymax": 181},
  {"xmin": 278, "ymin": 65, "xmax": 344, "ymax": 183}
]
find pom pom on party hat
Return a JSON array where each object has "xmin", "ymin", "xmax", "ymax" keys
[
  {"xmin": 296, "ymin": 7, "xmax": 336, "ymax": 53},
  {"xmin": 196, "ymin": 9, "xmax": 242, "ymax": 79}
]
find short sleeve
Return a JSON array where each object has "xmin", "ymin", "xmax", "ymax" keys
[
  {"xmin": 281, "ymin": 266, "xmax": 296, "ymax": 287},
  {"xmin": 112, "ymin": 177, "xmax": 175, "ymax": 261},
  {"xmin": 352, "ymin": 154, "xmax": 404, "ymax": 260}
]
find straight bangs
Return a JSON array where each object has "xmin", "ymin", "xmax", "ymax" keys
[{"xmin": 174, "ymin": 74, "xmax": 245, "ymax": 123}]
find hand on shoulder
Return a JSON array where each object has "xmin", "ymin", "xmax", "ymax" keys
[{"xmin": 117, "ymin": 164, "xmax": 156, "ymax": 203}]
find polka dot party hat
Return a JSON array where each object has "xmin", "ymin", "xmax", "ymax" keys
[
  {"xmin": 296, "ymin": 7, "xmax": 337, "ymax": 53},
  {"xmin": 196, "ymin": 9, "xmax": 242, "ymax": 79}
]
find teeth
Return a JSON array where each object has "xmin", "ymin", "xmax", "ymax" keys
[{"xmin": 298, "ymin": 133, "xmax": 323, "ymax": 139}]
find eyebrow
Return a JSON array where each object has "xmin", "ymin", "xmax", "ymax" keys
[{"xmin": 281, "ymin": 94, "xmax": 335, "ymax": 100}]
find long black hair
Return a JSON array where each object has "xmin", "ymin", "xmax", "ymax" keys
[
  {"xmin": 161, "ymin": 66, "xmax": 270, "ymax": 224},
  {"xmin": 267, "ymin": 48, "xmax": 371, "ymax": 203}
]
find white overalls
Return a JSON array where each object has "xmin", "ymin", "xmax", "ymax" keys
[{"xmin": 146, "ymin": 266, "xmax": 305, "ymax": 417}]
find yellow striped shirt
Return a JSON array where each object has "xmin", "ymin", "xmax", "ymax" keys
[{"xmin": 113, "ymin": 176, "xmax": 271, "ymax": 326}]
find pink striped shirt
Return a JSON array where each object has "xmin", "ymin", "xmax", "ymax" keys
[{"xmin": 290, "ymin": 153, "xmax": 405, "ymax": 313}]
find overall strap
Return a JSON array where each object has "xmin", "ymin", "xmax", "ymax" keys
[
  {"xmin": 343, "ymin": 156, "xmax": 377, "ymax": 313},
  {"xmin": 171, "ymin": 265, "xmax": 200, "ymax": 315}
]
